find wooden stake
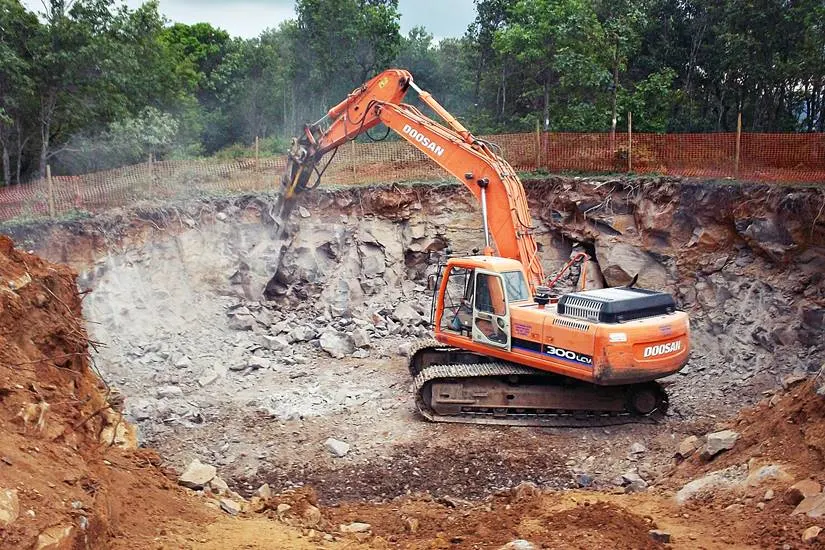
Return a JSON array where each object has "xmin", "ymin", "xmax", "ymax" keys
[
  {"xmin": 627, "ymin": 112, "xmax": 633, "ymax": 173},
  {"xmin": 734, "ymin": 111, "xmax": 742, "ymax": 178},
  {"xmin": 351, "ymin": 139, "xmax": 357, "ymax": 180},
  {"xmin": 46, "ymin": 164, "xmax": 55, "ymax": 218},
  {"xmin": 535, "ymin": 118, "xmax": 541, "ymax": 170}
]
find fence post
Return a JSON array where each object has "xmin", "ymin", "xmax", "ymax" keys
[
  {"xmin": 351, "ymin": 139, "xmax": 357, "ymax": 181},
  {"xmin": 627, "ymin": 112, "xmax": 633, "ymax": 173},
  {"xmin": 734, "ymin": 112, "xmax": 742, "ymax": 178},
  {"xmin": 46, "ymin": 165, "xmax": 56, "ymax": 218},
  {"xmin": 535, "ymin": 119, "xmax": 541, "ymax": 170},
  {"xmin": 255, "ymin": 136, "xmax": 260, "ymax": 171}
]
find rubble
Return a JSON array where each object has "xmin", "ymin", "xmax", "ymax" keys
[
  {"xmin": 700, "ymin": 430, "xmax": 739, "ymax": 460},
  {"xmin": 340, "ymin": 522, "xmax": 371, "ymax": 533},
  {"xmin": 0, "ymin": 488, "xmax": 19, "ymax": 525},
  {"xmin": 324, "ymin": 438, "xmax": 351, "ymax": 458},
  {"xmin": 676, "ymin": 435, "xmax": 701, "ymax": 458},
  {"xmin": 319, "ymin": 330, "xmax": 355, "ymax": 358},
  {"xmin": 802, "ymin": 526, "xmax": 822, "ymax": 543}
]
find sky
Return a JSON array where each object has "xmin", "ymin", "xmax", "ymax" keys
[{"xmin": 21, "ymin": 0, "xmax": 477, "ymax": 39}]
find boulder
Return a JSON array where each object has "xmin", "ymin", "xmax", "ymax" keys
[
  {"xmin": 649, "ymin": 530, "xmax": 671, "ymax": 543},
  {"xmin": 393, "ymin": 302, "xmax": 422, "ymax": 324},
  {"xmin": 36, "ymin": 525, "xmax": 75, "ymax": 550},
  {"xmin": 398, "ymin": 342, "xmax": 414, "ymax": 357},
  {"xmin": 340, "ymin": 522, "xmax": 371, "ymax": 534},
  {"xmin": 0, "ymin": 488, "xmax": 19, "ymax": 525},
  {"xmin": 793, "ymin": 494, "xmax": 825, "ymax": 517},
  {"xmin": 676, "ymin": 435, "xmax": 701, "ymax": 458},
  {"xmin": 220, "ymin": 498, "xmax": 242, "ymax": 516},
  {"xmin": 260, "ymin": 335, "xmax": 289, "ymax": 351},
  {"xmin": 302, "ymin": 504, "xmax": 322, "ymax": 528},
  {"xmin": 209, "ymin": 476, "xmax": 229, "ymax": 495},
  {"xmin": 178, "ymin": 458, "xmax": 217, "ymax": 490},
  {"xmin": 350, "ymin": 327, "xmax": 371, "ymax": 348},
  {"xmin": 802, "ymin": 526, "xmax": 822, "ymax": 543},
  {"xmin": 325, "ymin": 437, "xmax": 351, "ymax": 458},
  {"xmin": 621, "ymin": 472, "xmax": 648, "ymax": 492},
  {"xmin": 700, "ymin": 430, "xmax": 739, "ymax": 460},
  {"xmin": 786, "ymin": 480, "xmax": 822, "ymax": 506},
  {"xmin": 255, "ymin": 483, "xmax": 273, "ymax": 500},
  {"xmin": 594, "ymin": 240, "xmax": 668, "ymax": 289},
  {"xmin": 629, "ymin": 442, "xmax": 646, "ymax": 455},
  {"xmin": 288, "ymin": 325, "xmax": 317, "ymax": 343},
  {"xmin": 319, "ymin": 331, "xmax": 355, "ymax": 359},
  {"xmin": 497, "ymin": 541, "xmax": 537, "ymax": 550},
  {"xmin": 228, "ymin": 316, "xmax": 254, "ymax": 331}
]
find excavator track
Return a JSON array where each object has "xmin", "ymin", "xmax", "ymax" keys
[{"xmin": 408, "ymin": 341, "xmax": 668, "ymax": 428}]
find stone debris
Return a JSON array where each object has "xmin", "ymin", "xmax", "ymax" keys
[
  {"xmin": 0, "ymin": 488, "xmax": 19, "ymax": 525},
  {"xmin": 785, "ymin": 480, "xmax": 822, "ymax": 506},
  {"xmin": 276, "ymin": 503, "xmax": 292, "ymax": 514},
  {"xmin": 574, "ymin": 473, "xmax": 594, "ymax": 488},
  {"xmin": 178, "ymin": 458, "xmax": 217, "ymax": 490},
  {"xmin": 156, "ymin": 385, "xmax": 183, "ymax": 398},
  {"xmin": 621, "ymin": 472, "xmax": 648, "ymax": 493},
  {"xmin": 350, "ymin": 327, "xmax": 371, "ymax": 348},
  {"xmin": 340, "ymin": 522, "xmax": 371, "ymax": 533},
  {"xmin": 260, "ymin": 335, "xmax": 289, "ymax": 351},
  {"xmin": 324, "ymin": 437, "xmax": 351, "ymax": 458},
  {"xmin": 803, "ymin": 526, "xmax": 822, "ymax": 543},
  {"xmin": 393, "ymin": 302, "xmax": 421, "ymax": 324},
  {"xmin": 764, "ymin": 489, "xmax": 775, "ymax": 501},
  {"xmin": 319, "ymin": 331, "xmax": 355, "ymax": 359},
  {"xmin": 512, "ymin": 481, "xmax": 541, "ymax": 500},
  {"xmin": 255, "ymin": 483, "xmax": 273, "ymax": 500},
  {"xmin": 301, "ymin": 505, "xmax": 322, "ymax": 528},
  {"xmin": 629, "ymin": 442, "xmax": 646, "ymax": 455},
  {"xmin": 700, "ymin": 430, "xmax": 739, "ymax": 460},
  {"xmin": 288, "ymin": 325, "xmax": 317, "ymax": 343},
  {"xmin": 648, "ymin": 530, "xmax": 671, "ymax": 543},
  {"xmin": 209, "ymin": 476, "xmax": 229, "ymax": 495}
]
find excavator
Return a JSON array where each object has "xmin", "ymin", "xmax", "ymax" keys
[{"xmin": 274, "ymin": 69, "xmax": 690, "ymax": 427}]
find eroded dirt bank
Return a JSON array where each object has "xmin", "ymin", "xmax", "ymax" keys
[{"xmin": 2, "ymin": 175, "xmax": 824, "ymax": 548}]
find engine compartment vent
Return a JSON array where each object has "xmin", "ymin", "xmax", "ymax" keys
[{"xmin": 558, "ymin": 287, "xmax": 676, "ymax": 324}]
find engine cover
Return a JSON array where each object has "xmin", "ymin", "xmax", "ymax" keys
[{"xmin": 557, "ymin": 287, "xmax": 677, "ymax": 323}]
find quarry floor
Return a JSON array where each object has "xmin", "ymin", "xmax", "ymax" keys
[{"xmin": 2, "ymin": 176, "xmax": 824, "ymax": 549}]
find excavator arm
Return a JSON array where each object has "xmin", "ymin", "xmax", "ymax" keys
[{"xmin": 279, "ymin": 69, "xmax": 545, "ymax": 290}]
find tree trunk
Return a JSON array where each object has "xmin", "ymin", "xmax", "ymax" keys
[
  {"xmin": 543, "ymin": 80, "xmax": 550, "ymax": 131},
  {"xmin": 1, "ymin": 141, "xmax": 10, "ymax": 187},
  {"xmin": 610, "ymin": 37, "xmax": 619, "ymax": 150},
  {"xmin": 500, "ymin": 61, "xmax": 507, "ymax": 118}
]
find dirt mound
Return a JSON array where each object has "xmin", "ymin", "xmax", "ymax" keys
[
  {"xmin": 0, "ymin": 235, "xmax": 213, "ymax": 549},
  {"xmin": 673, "ymin": 377, "xmax": 825, "ymax": 482}
]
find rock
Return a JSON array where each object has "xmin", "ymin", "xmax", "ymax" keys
[
  {"xmin": 629, "ymin": 442, "xmax": 646, "ymax": 455},
  {"xmin": 352, "ymin": 349, "xmax": 370, "ymax": 359},
  {"xmin": 574, "ymin": 473, "xmax": 594, "ymax": 488},
  {"xmin": 764, "ymin": 489, "xmax": 775, "ymax": 501},
  {"xmin": 156, "ymin": 385, "xmax": 183, "ymax": 398},
  {"xmin": 255, "ymin": 483, "xmax": 272, "ymax": 500},
  {"xmin": 785, "ymin": 480, "xmax": 822, "ymax": 505},
  {"xmin": 398, "ymin": 342, "xmax": 414, "ymax": 357},
  {"xmin": 595, "ymin": 241, "xmax": 668, "ymax": 289},
  {"xmin": 649, "ymin": 530, "xmax": 671, "ymax": 543},
  {"xmin": 276, "ymin": 503, "xmax": 292, "ymax": 514},
  {"xmin": 288, "ymin": 325, "xmax": 317, "ymax": 343},
  {"xmin": 209, "ymin": 476, "xmax": 229, "ymax": 495},
  {"xmin": 676, "ymin": 435, "xmax": 701, "ymax": 458},
  {"xmin": 178, "ymin": 458, "xmax": 217, "ymax": 490},
  {"xmin": 216, "ymin": 212, "xmax": 228, "ymax": 221},
  {"xmin": 803, "ymin": 526, "xmax": 822, "ymax": 543},
  {"xmin": 350, "ymin": 327, "xmax": 371, "ymax": 348},
  {"xmin": 340, "ymin": 522, "xmax": 371, "ymax": 534},
  {"xmin": 298, "ymin": 206, "xmax": 311, "ymax": 218},
  {"xmin": 621, "ymin": 472, "xmax": 648, "ymax": 492},
  {"xmin": 782, "ymin": 372, "xmax": 808, "ymax": 389},
  {"xmin": 302, "ymin": 504, "xmax": 322, "ymax": 528},
  {"xmin": 36, "ymin": 525, "xmax": 74, "ymax": 550},
  {"xmin": 404, "ymin": 517, "xmax": 420, "ymax": 533},
  {"xmin": 325, "ymin": 437, "xmax": 351, "ymax": 458},
  {"xmin": 260, "ymin": 335, "xmax": 289, "ymax": 351},
  {"xmin": 228, "ymin": 316, "xmax": 255, "ymax": 331},
  {"xmin": 497, "ymin": 541, "xmax": 538, "ymax": 550},
  {"xmin": 700, "ymin": 430, "xmax": 739, "ymax": 460},
  {"xmin": 247, "ymin": 357, "xmax": 271, "ymax": 370},
  {"xmin": 0, "ymin": 488, "xmax": 19, "ymax": 525},
  {"xmin": 319, "ymin": 331, "xmax": 355, "ymax": 359},
  {"xmin": 512, "ymin": 481, "xmax": 541, "ymax": 500},
  {"xmin": 174, "ymin": 356, "xmax": 193, "ymax": 369},
  {"xmin": 220, "ymin": 498, "xmax": 242, "ymax": 516},
  {"xmin": 793, "ymin": 494, "xmax": 825, "ymax": 517},
  {"xmin": 393, "ymin": 302, "xmax": 422, "ymax": 324},
  {"xmin": 198, "ymin": 370, "xmax": 221, "ymax": 387}
]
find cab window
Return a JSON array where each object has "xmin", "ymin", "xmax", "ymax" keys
[
  {"xmin": 475, "ymin": 273, "xmax": 506, "ymax": 316},
  {"xmin": 502, "ymin": 270, "xmax": 530, "ymax": 302}
]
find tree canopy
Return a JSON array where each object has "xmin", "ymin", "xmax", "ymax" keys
[{"xmin": 0, "ymin": 0, "xmax": 823, "ymax": 184}]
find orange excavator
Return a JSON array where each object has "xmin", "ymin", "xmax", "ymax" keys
[{"xmin": 277, "ymin": 69, "xmax": 690, "ymax": 426}]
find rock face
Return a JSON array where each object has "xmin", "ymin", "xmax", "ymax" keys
[
  {"xmin": 178, "ymin": 458, "xmax": 217, "ymax": 489},
  {"xmin": 785, "ymin": 480, "xmax": 822, "ymax": 506},
  {"xmin": 0, "ymin": 488, "xmax": 19, "ymax": 525},
  {"xmin": 595, "ymin": 241, "xmax": 668, "ymax": 289}
]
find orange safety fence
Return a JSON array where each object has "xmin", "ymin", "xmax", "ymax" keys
[{"xmin": 1, "ymin": 131, "xmax": 823, "ymax": 222}]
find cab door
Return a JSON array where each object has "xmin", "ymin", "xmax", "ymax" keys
[{"xmin": 472, "ymin": 270, "xmax": 511, "ymax": 350}]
